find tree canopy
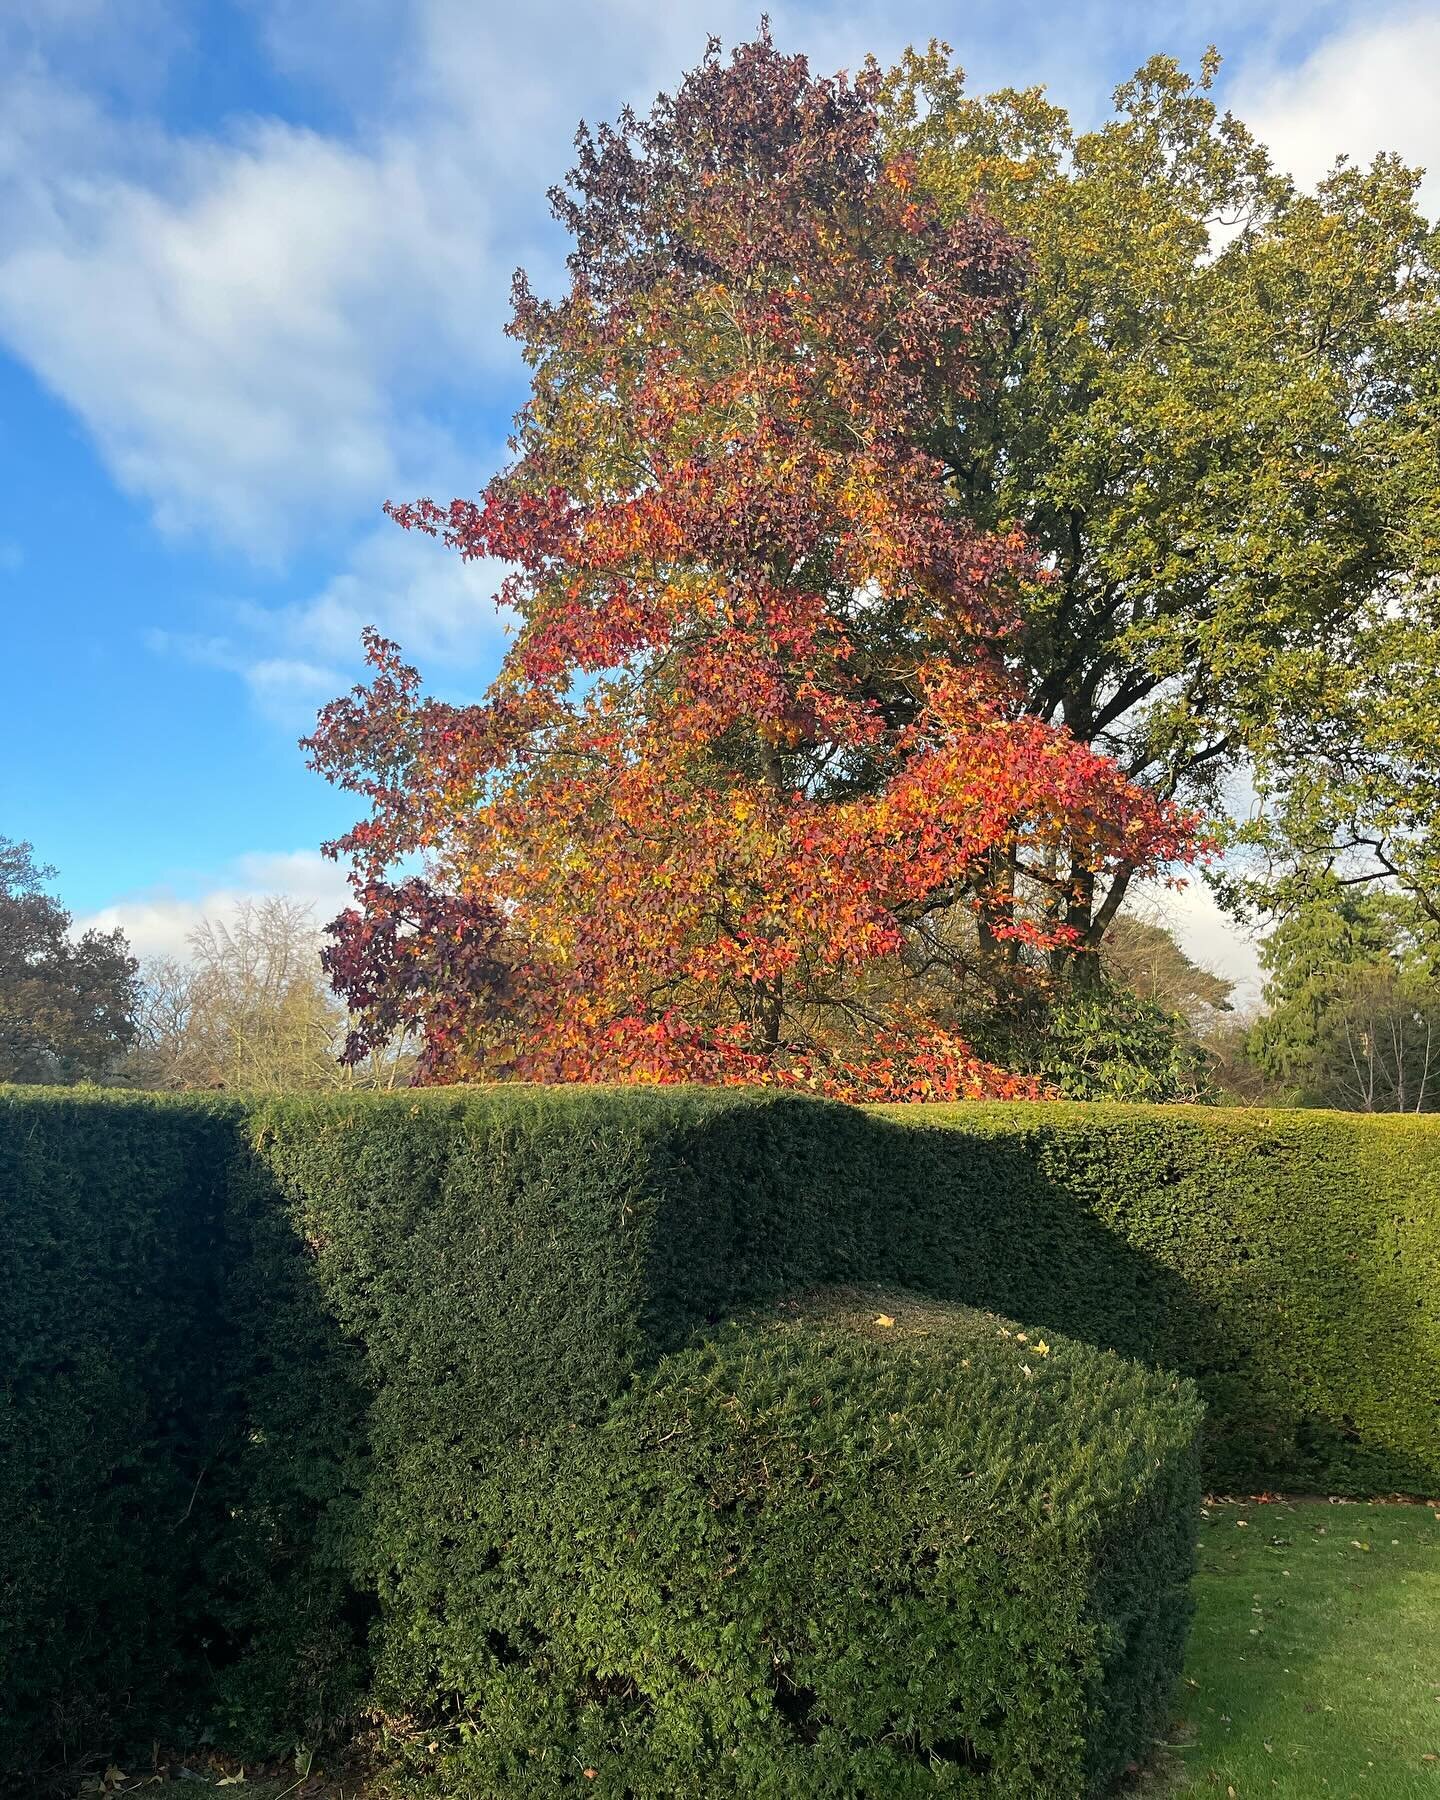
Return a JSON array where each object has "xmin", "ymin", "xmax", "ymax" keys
[
  {"xmin": 0, "ymin": 837, "xmax": 138, "ymax": 1084},
  {"xmin": 881, "ymin": 45, "xmax": 1439, "ymax": 959},
  {"xmin": 309, "ymin": 34, "xmax": 1196, "ymax": 1100},
  {"xmin": 307, "ymin": 31, "xmax": 1437, "ymax": 1100},
  {"xmin": 1247, "ymin": 880, "xmax": 1438, "ymax": 1112}
]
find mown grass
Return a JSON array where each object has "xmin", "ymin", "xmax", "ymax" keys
[
  {"xmin": 1152, "ymin": 1499, "xmax": 1440, "ymax": 1797},
  {"xmin": 71, "ymin": 1500, "xmax": 1440, "ymax": 1799}
]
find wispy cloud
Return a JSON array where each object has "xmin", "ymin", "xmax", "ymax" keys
[
  {"xmin": 78, "ymin": 846, "xmax": 354, "ymax": 962},
  {"xmin": 146, "ymin": 520, "xmax": 512, "ymax": 718},
  {"xmin": 1232, "ymin": 7, "xmax": 1440, "ymax": 216},
  {"xmin": 0, "ymin": 94, "xmax": 503, "ymax": 551},
  {"xmin": 0, "ymin": 0, "xmax": 746, "ymax": 555}
]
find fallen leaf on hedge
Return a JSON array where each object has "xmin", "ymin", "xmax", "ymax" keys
[
  {"xmin": 874, "ymin": 1314, "xmax": 895, "ymax": 1328},
  {"xmin": 1033, "ymin": 1340, "xmax": 1050, "ymax": 1356}
]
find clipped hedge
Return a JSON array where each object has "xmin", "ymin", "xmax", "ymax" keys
[
  {"xmin": 0, "ymin": 1090, "xmax": 368, "ymax": 1787},
  {"xmin": 423, "ymin": 1293, "xmax": 1202, "ymax": 1800},
  {"xmin": 0, "ymin": 1093, "xmax": 241, "ymax": 1777},
  {"xmin": 2, "ymin": 1084, "xmax": 1436, "ymax": 1791},
  {"xmin": 867, "ymin": 1103, "xmax": 1440, "ymax": 1495}
]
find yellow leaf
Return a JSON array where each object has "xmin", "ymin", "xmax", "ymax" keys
[
  {"xmin": 1033, "ymin": 1340, "xmax": 1051, "ymax": 1357},
  {"xmin": 874, "ymin": 1314, "xmax": 895, "ymax": 1328}
]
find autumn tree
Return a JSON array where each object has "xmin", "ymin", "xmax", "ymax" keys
[
  {"xmin": 0, "ymin": 836, "xmax": 138, "ymax": 1083},
  {"xmin": 309, "ymin": 34, "xmax": 1196, "ymax": 1099},
  {"xmin": 881, "ymin": 48, "xmax": 1440, "ymax": 972}
]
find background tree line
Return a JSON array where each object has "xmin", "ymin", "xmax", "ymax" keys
[
  {"xmin": 0, "ymin": 837, "xmax": 409, "ymax": 1093},
  {"xmin": 9, "ymin": 826, "xmax": 1434, "ymax": 1108}
]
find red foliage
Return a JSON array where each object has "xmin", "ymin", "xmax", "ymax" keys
[{"xmin": 307, "ymin": 34, "xmax": 1199, "ymax": 1097}]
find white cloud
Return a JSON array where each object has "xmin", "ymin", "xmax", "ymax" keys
[
  {"xmin": 0, "ymin": 88, "xmax": 504, "ymax": 550},
  {"xmin": 78, "ymin": 847, "xmax": 353, "ymax": 963},
  {"xmin": 243, "ymin": 522, "xmax": 513, "ymax": 668},
  {"xmin": 0, "ymin": 0, "xmax": 743, "ymax": 554},
  {"xmin": 1232, "ymin": 8, "xmax": 1440, "ymax": 218},
  {"xmin": 147, "ymin": 521, "xmax": 512, "ymax": 720}
]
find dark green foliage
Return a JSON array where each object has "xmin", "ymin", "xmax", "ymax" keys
[
  {"xmin": 2, "ymin": 1084, "xmax": 1435, "ymax": 1792},
  {"xmin": 0, "ymin": 1089, "xmax": 368, "ymax": 1792},
  {"xmin": 973, "ymin": 979, "xmax": 1215, "ymax": 1102},
  {"xmin": 0, "ymin": 837, "xmax": 139, "ymax": 1083},
  {"xmin": 421, "ymin": 1294, "xmax": 1201, "ymax": 1799},
  {"xmin": 871, "ymin": 1103, "xmax": 1440, "ymax": 1495},
  {"xmin": 0, "ymin": 1091, "xmax": 234, "ymax": 1778}
]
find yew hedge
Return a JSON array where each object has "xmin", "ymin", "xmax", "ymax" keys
[{"xmin": 1, "ymin": 1086, "xmax": 1435, "ymax": 1793}]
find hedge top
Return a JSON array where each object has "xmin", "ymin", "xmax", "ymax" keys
[{"xmin": 608, "ymin": 1286, "xmax": 1205, "ymax": 1546}]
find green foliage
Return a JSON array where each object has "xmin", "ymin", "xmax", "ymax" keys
[
  {"xmin": 1046, "ymin": 986, "xmax": 1214, "ymax": 1101},
  {"xmin": 2, "ymin": 1085, "xmax": 1436, "ymax": 1792},
  {"xmin": 0, "ymin": 837, "xmax": 139, "ymax": 1082},
  {"xmin": 877, "ymin": 1102, "xmax": 1440, "ymax": 1495},
  {"xmin": 417, "ymin": 1295, "xmax": 1200, "ymax": 1799},
  {"xmin": 1246, "ymin": 880, "xmax": 1440, "ymax": 1110},
  {"xmin": 0, "ymin": 1089, "xmax": 368, "ymax": 1791},
  {"xmin": 976, "ymin": 978, "xmax": 1215, "ymax": 1101},
  {"xmin": 0, "ymin": 1092, "xmax": 232, "ymax": 1777},
  {"xmin": 878, "ymin": 52, "xmax": 1439, "ymax": 961}
]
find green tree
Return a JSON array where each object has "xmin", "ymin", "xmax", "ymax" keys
[
  {"xmin": 0, "ymin": 836, "xmax": 138, "ymax": 1083},
  {"xmin": 971, "ymin": 972, "xmax": 1216, "ymax": 1102},
  {"xmin": 880, "ymin": 48, "xmax": 1440, "ymax": 980},
  {"xmin": 1233, "ymin": 600, "xmax": 1440, "ymax": 936},
  {"xmin": 1248, "ymin": 880, "xmax": 1439, "ymax": 1111}
]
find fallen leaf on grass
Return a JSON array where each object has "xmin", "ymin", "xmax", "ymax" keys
[{"xmin": 874, "ymin": 1314, "xmax": 895, "ymax": 1328}]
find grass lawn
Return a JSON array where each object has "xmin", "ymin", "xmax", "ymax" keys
[
  {"xmin": 1151, "ymin": 1499, "xmax": 1440, "ymax": 1798},
  {"xmin": 70, "ymin": 1500, "xmax": 1440, "ymax": 1799}
]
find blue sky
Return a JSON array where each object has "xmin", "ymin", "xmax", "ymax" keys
[{"xmin": 2, "ymin": 0, "xmax": 1437, "ymax": 993}]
